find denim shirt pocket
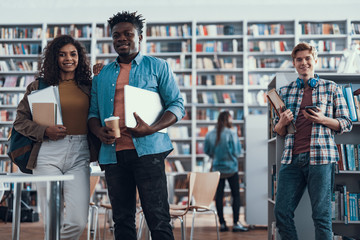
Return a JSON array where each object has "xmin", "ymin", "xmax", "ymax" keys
[{"xmin": 133, "ymin": 74, "xmax": 158, "ymax": 92}]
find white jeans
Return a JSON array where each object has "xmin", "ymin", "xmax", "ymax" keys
[{"xmin": 33, "ymin": 135, "xmax": 90, "ymax": 240}]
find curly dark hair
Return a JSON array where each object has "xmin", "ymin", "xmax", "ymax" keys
[
  {"xmin": 108, "ymin": 11, "xmax": 145, "ymax": 35},
  {"xmin": 36, "ymin": 35, "xmax": 92, "ymax": 86},
  {"xmin": 216, "ymin": 111, "xmax": 233, "ymax": 145}
]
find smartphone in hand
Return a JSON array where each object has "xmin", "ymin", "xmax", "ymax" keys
[{"xmin": 305, "ymin": 105, "xmax": 319, "ymax": 114}]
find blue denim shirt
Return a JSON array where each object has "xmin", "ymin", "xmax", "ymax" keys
[
  {"xmin": 88, "ymin": 52, "xmax": 185, "ymax": 164},
  {"xmin": 204, "ymin": 127, "xmax": 242, "ymax": 174}
]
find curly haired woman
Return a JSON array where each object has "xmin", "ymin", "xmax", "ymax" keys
[{"xmin": 13, "ymin": 34, "xmax": 97, "ymax": 240}]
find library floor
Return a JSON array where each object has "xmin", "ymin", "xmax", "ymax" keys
[{"xmin": 0, "ymin": 212, "xmax": 267, "ymax": 240}]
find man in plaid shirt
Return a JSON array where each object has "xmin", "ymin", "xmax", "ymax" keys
[{"xmin": 273, "ymin": 42, "xmax": 352, "ymax": 240}]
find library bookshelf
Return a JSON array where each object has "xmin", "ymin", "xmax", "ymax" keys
[
  {"xmin": 267, "ymin": 72, "xmax": 360, "ymax": 240},
  {"xmin": 1, "ymin": 19, "xmax": 360, "ymax": 224}
]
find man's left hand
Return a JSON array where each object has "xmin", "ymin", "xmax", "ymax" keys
[{"xmin": 127, "ymin": 112, "xmax": 155, "ymax": 137}]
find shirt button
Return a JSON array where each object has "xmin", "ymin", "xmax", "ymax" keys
[
  {"xmin": 111, "ymin": 99, "xmax": 113, "ymax": 102},
  {"xmin": 112, "ymin": 84, "xmax": 115, "ymax": 86}
]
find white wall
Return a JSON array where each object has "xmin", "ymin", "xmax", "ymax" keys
[{"xmin": 1, "ymin": 0, "xmax": 360, "ymax": 23}]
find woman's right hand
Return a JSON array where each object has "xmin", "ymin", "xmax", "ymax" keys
[{"xmin": 45, "ymin": 125, "xmax": 67, "ymax": 141}]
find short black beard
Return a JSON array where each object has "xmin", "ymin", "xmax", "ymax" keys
[{"xmin": 118, "ymin": 52, "xmax": 130, "ymax": 57}]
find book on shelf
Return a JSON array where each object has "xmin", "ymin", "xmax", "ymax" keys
[
  {"xmin": 3, "ymin": 76, "xmax": 17, "ymax": 87},
  {"xmin": 164, "ymin": 159, "xmax": 174, "ymax": 173},
  {"xmin": 336, "ymin": 144, "xmax": 360, "ymax": 171},
  {"xmin": 168, "ymin": 126, "xmax": 189, "ymax": 139},
  {"xmin": 267, "ymin": 88, "xmax": 296, "ymax": 134},
  {"xmin": 271, "ymin": 164, "xmax": 277, "ymax": 201},
  {"xmin": 0, "ymin": 110, "xmax": 16, "ymax": 121},
  {"xmin": 342, "ymin": 84, "xmax": 358, "ymax": 122},
  {"xmin": 345, "ymin": 144, "xmax": 356, "ymax": 171},
  {"xmin": 197, "ymin": 126, "xmax": 209, "ymax": 137},
  {"xmin": 174, "ymin": 160, "xmax": 185, "ymax": 173},
  {"xmin": 353, "ymin": 93, "xmax": 360, "ymax": 120},
  {"xmin": 336, "ymin": 144, "xmax": 345, "ymax": 171},
  {"xmin": 172, "ymin": 142, "xmax": 190, "ymax": 155},
  {"xmin": 333, "ymin": 185, "xmax": 360, "ymax": 222},
  {"xmin": 222, "ymin": 93, "xmax": 231, "ymax": 104},
  {"xmin": 196, "ymin": 142, "xmax": 204, "ymax": 154}
]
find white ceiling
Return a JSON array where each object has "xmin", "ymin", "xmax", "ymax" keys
[{"xmin": 1, "ymin": 0, "xmax": 359, "ymax": 23}]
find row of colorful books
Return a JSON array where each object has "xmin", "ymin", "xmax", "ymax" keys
[
  {"xmin": 0, "ymin": 110, "xmax": 16, "ymax": 122},
  {"xmin": 165, "ymin": 56, "xmax": 192, "ymax": 70},
  {"xmin": 196, "ymin": 109, "xmax": 244, "ymax": 121},
  {"xmin": 147, "ymin": 24, "xmax": 192, "ymax": 38},
  {"xmin": 0, "ymin": 43, "xmax": 41, "ymax": 56},
  {"xmin": 197, "ymin": 74, "xmax": 237, "ymax": 86},
  {"xmin": 174, "ymin": 73, "xmax": 239, "ymax": 87},
  {"xmin": 46, "ymin": 25, "xmax": 92, "ymax": 39},
  {"xmin": 342, "ymin": 84, "xmax": 360, "ymax": 122},
  {"xmin": 247, "ymin": 23, "xmax": 286, "ymax": 36},
  {"xmin": 196, "ymin": 39, "xmax": 239, "ymax": 53},
  {"xmin": 0, "ymin": 126, "xmax": 11, "ymax": 139},
  {"xmin": 336, "ymin": 144, "xmax": 360, "ymax": 171},
  {"xmin": 147, "ymin": 41, "xmax": 191, "ymax": 53},
  {"xmin": 0, "ymin": 27, "xmax": 42, "ymax": 39},
  {"xmin": 170, "ymin": 142, "xmax": 191, "ymax": 156},
  {"xmin": 248, "ymin": 40, "xmax": 289, "ymax": 53},
  {"xmin": 196, "ymin": 56, "xmax": 238, "ymax": 70},
  {"xmin": 197, "ymin": 24, "xmax": 238, "ymax": 37},
  {"xmin": 196, "ymin": 91, "xmax": 238, "ymax": 104},
  {"xmin": 0, "ymin": 76, "xmax": 34, "ymax": 88},
  {"xmin": 333, "ymin": 184, "xmax": 360, "ymax": 222},
  {"xmin": 0, "ymin": 92, "xmax": 24, "ymax": 106},
  {"xmin": 0, "ymin": 60, "xmax": 38, "ymax": 72},
  {"xmin": 0, "ymin": 159, "xmax": 10, "ymax": 173},
  {"xmin": 300, "ymin": 23, "xmax": 341, "ymax": 35},
  {"xmin": 248, "ymin": 57, "xmax": 292, "ymax": 69},
  {"xmin": 0, "ymin": 143, "xmax": 8, "ymax": 155}
]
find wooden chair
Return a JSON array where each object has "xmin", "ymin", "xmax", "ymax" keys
[
  {"xmin": 137, "ymin": 172, "xmax": 220, "ymax": 240},
  {"xmin": 87, "ymin": 175, "xmax": 101, "ymax": 240},
  {"xmin": 99, "ymin": 202, "xmax": 114, "ymax": 240},
  {"xmin": 169, "ymin": 172, "xmax": 196, "ymax": 240},
  {"xmin": 187, "ymin": 171, "xmax": 220, "ymax": 240}
]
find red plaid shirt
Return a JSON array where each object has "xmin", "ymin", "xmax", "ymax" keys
[{"xmin": 275, "ymin": 78, "xmax": 352, "ymax": 165}]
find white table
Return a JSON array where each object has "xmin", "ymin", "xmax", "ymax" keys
[{"xmin": 0, "ymin": 174, "xmax": 74, "ymax": 240}]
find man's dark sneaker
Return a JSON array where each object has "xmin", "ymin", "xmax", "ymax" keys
[
  {"xmin": 220, "ymin": 223, "xmax": 229, "ymax": 232},
  {"xmin": 232, "ymin": 222, "xmax": 249, "ymax": 232}
]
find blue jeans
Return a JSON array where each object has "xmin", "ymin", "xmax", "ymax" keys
[
  {"xmin": 274, "ymin": 152, "xmax": 334, "ymax": 240},
  {"xmin": 102, "ymin": 149, "xmax": 174, "ymax": 240}
]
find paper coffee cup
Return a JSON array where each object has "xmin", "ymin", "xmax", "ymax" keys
[{"xmin": 104, "ymin": 116, "xmax": 121, "ymax": 138}]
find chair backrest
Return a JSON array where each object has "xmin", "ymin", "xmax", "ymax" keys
[
  {"xmin": 90, "ymin": 175, "xmax": 100, "ymax": 197},
  {"xmin": 191, "ymin": 171, "xmax": 220, "ymax": 208},
  {"xmin": 186, "ymin": 172, "xmax": 197, "ymax": 207}
]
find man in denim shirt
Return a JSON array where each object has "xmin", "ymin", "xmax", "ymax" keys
[
  {"xmin": 273, "ymin": 42, "xmax": 352, "ymax": 240},
  {"xmin": 88, "ymin": 11, "xmax": 184, "ymax": 240}
]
